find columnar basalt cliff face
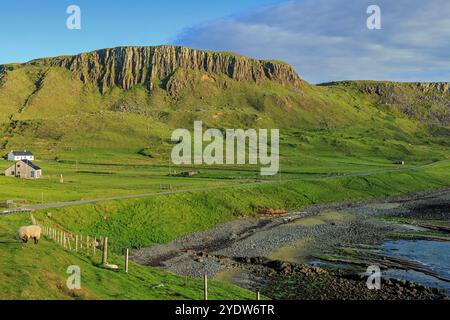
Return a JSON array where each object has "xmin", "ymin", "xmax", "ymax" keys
[{"xmin": 26, "ymin": 46, "xmax": 303, "ymax": 93}]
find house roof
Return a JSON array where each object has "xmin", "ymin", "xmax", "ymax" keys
[
  {"xmin": 10, "ymin": 151, "xmax": 33, "ymax": 156},
  {"xmin": 20, "ymin": 160, "xmax": 41, "ymax": 170}
]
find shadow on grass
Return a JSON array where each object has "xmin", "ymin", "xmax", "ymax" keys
[{"xmin": 0, "ymin": 239, "xmax": 22, "ymax": 245}]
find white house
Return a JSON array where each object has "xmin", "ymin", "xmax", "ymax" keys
[{"xmin": 7, "ymin": 151, "xmax": 34, "ymax": 161}]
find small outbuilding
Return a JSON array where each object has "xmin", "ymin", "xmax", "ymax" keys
[
  {"xmin": 7, "ymin": 150, "xmax": 34, "ymax": 161},
  {"xmin": 171, "ymin": 171, "xmax": 200, "ymax": 177},
  {"xmin": 4, "ymin": 160, "xmax": 42, "ymax": 179}
]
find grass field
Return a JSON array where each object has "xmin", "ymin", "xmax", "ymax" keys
[
  {"xmin": 0, "ymin": 49, "xmax": 449, "ymax": 299},
  {"xmin": 1, "ymin": 129, "xmax": 448, "ymax": 205},
  {"xmin": 1, "ymin": 159, "xmax": 449, "ymax": 299},
  {"xmin": 31, "ymin": 160, "xmax": 450, "ymax": 251},
  {"xmin": 0, "ymin": 212, "xmax": 256, "ymax": 300}
]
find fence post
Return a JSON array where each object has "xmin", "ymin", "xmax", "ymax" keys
[
  {"xmin": 257, "ymin": 292, "xmax": 261, "ymax": 301},
  {"xmin": 86, "ymin": 236, "xmax": 90, "ymax": 256},
  {"xmin": 204, "ymin": 274, "xmax": 208, "ymax": 301},
  {"xmin": 75, "ymin": 235, "xmax": 78, "ymax": 252},
  {"xmin": 125, "ymin": 248, "xmax": 129, "ymax": 273},
  {"xmin": 93, "ymin": 237, "xmax": 97, "ymax": 257},
  {"xmin": 102, "ymin": 237, "xmax": 108, "ymax": 265},
  {"xmin": 80, "ymin": 235, "xmax": 83, "ymax": 250},
  {"xmin": 67, "ymin": 235, "xmax": 72, "ymax": 251}
]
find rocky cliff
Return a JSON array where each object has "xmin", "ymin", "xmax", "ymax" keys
[
  {"xmin": 0, "ymin": 65, "xmax": 6, "ymax": 88},
  {"xmin": 23, "ymin": 46, "xmax": 303, "ymax": 93},
  {"xmin": 322, "ymin": 80, "xmax": 450, "ymax": 125},
  {"xmin": 322, "ymin": 80, "xmax": 450, "ymax": 94}
]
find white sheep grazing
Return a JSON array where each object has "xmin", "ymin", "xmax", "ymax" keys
[{"xmin": 18, "ymin": 225, "xmax": 42, "ymax": 244}]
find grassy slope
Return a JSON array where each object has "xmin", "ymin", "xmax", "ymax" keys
[
  {"xmin": 0, "ymin": 54, "xmax": 449, "ymax": 300},
  {"xmin": 0, "ymin": 212, "xmax": 255, "ymax": 300},
  {"xmin": 33, "ymin": 161, "xmax": 450, "ymax": 252},
  {"xmin": 321, "ymin": 81, "xmax": 450, "ymax": 127},
  {"xmin": 1, "ymin": 161, "xmax": 449, "ymax": 300},
  {"xmin": 1, "ymin": 64, "xmax": 448, "ymax": 162},
  {"xmin": 0, "ymin": 65, "xmax": 448, "ymax": 204}
]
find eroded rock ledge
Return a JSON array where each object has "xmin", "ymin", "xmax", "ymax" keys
[{"xmin": 25, "ymin": 46, "xmax": 304, "ymax": 93}]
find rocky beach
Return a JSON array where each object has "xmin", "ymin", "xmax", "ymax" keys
[{"xmin": 132, "ymin": 188, "xmax": 450, "ymax": 300}]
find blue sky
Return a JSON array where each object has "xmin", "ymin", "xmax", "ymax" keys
[
  {"xmin": 1, "ymin": 0, "xmax": 448, "ymax": 83},
  {"xmin": 0, "ymin": 0, "xmax": 281, "ymax": 64}
]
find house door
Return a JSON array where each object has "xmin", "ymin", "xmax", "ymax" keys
[{"xmin": 31, "ymin": 171, "xmax": 35, "ymax": 178}]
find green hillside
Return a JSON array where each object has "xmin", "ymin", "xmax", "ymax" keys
[
  {"xmin": 0, "ymin": 46, "xmax": 448, "ymax": 166},
  {"xmin": 0, "ymin": 50, "xmax": 448, "ymax": 205},
  {"xmin": 0, "ymin": 46, "xmax": 449, "ymax": 300},
  {"xmin": 0, "ymin": 212, "xmax": 256, "ymax": 300},
  {"xmin": 33, "ymin": 160, "xmax": 450, "ymax": 252}
]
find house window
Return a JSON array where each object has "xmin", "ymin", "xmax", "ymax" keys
[{"xmin": 31, "ymin": 171, "xmax": 35, "ymax": 178}]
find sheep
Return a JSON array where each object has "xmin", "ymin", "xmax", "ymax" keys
[{"xmin": 18, "ymin": 225, "xmax": 42, "ymax": 244}]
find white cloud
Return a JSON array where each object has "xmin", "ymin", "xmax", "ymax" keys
[{"xmin": 176, "ymin": 0, "xmax": 450, "ymax": 83}]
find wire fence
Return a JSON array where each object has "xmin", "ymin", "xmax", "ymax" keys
[
  {"xmin": 33, "ymin": 214, "xmax": 261, "ymax": 300},
  {"xmin": 32, "ymin": 213, "xmax": 126, "ymax": 271}
]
